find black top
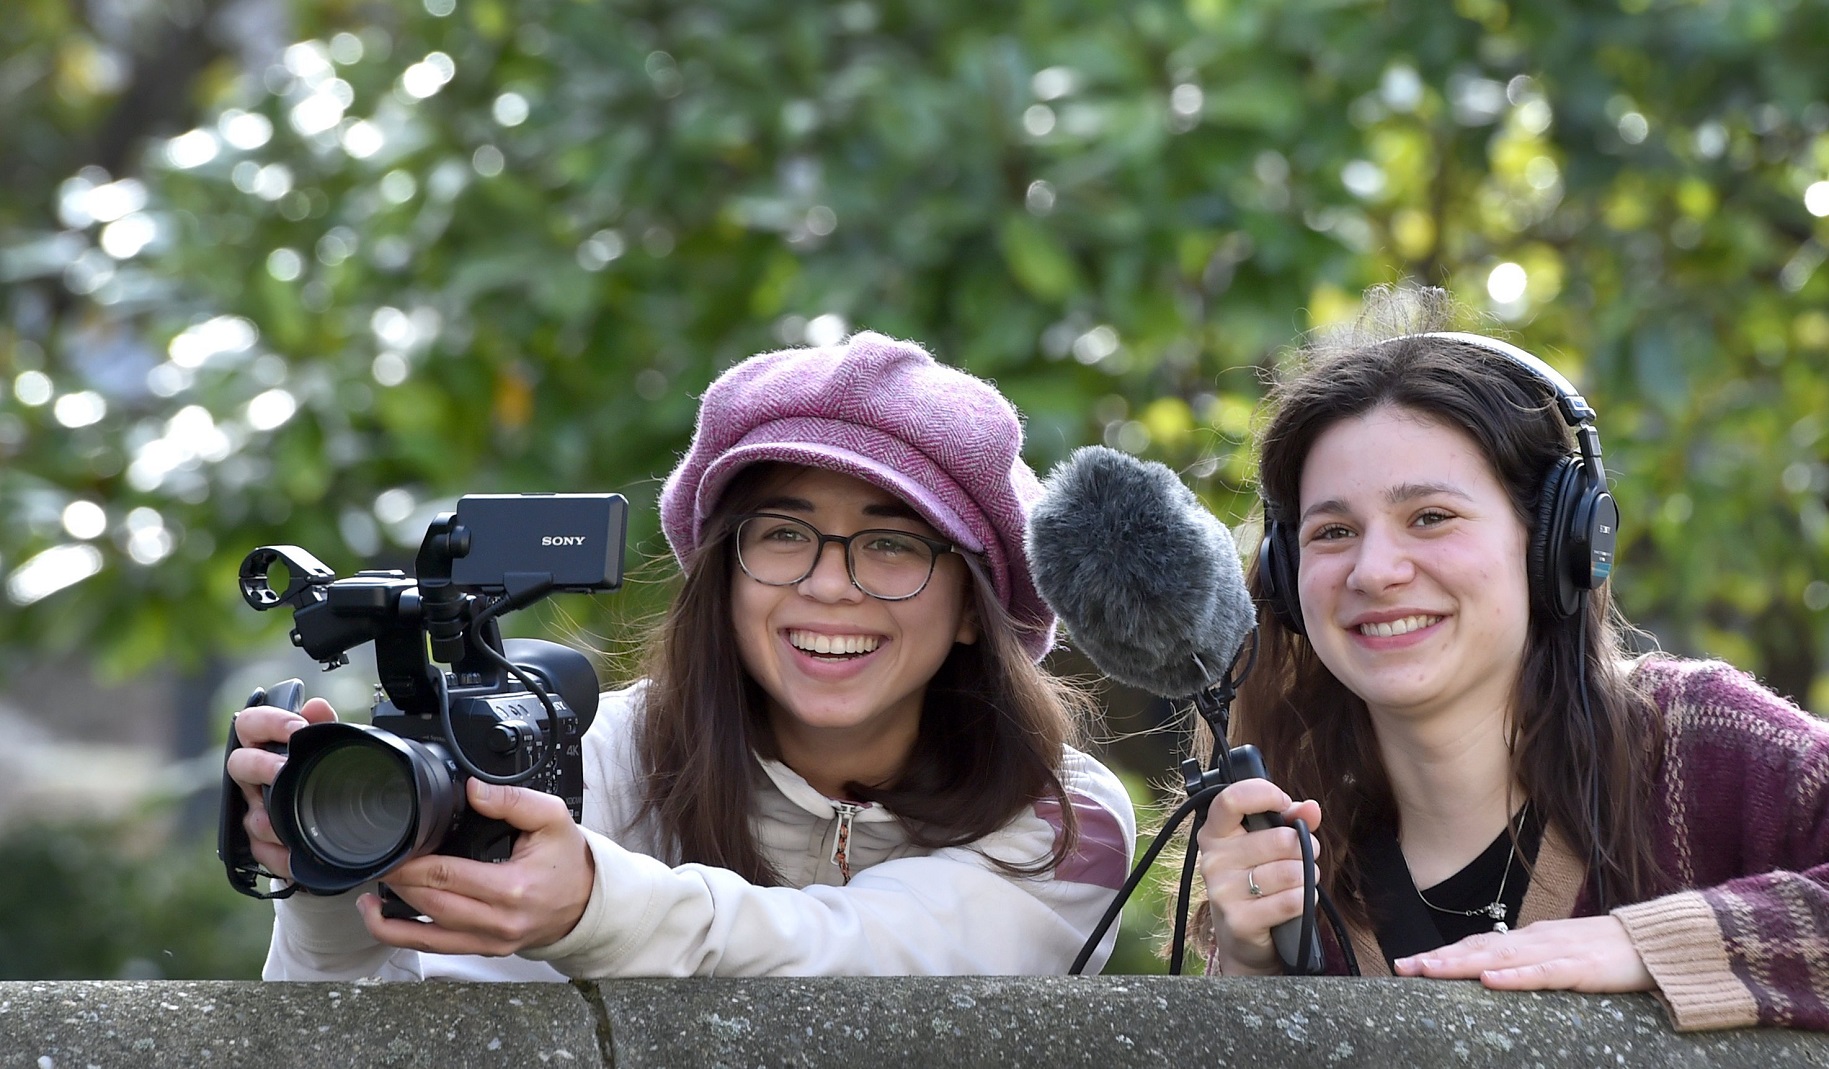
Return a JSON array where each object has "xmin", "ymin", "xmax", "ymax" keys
[{"xmin": 1356, "ymin": 805, "xmax": 1545, "ymax": 966}]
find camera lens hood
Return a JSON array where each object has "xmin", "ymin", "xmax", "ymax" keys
[{"xmin": 268, "ymin": 722, "xmax": 463, "ymax": 894}]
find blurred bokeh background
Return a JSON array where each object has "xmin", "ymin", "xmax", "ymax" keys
[{"xmin": 3, "ymin": 0, "xmax": 1827, "ymax": 979}]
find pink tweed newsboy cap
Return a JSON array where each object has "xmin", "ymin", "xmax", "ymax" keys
[{"xmin": 659, "ymin": 331, "xmax": 1057, "ymax": 661}]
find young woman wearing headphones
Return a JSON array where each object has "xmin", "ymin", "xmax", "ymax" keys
[{"xmin": 1194, "ymin": 285, "xmax": 1829, "ymax": 1031}]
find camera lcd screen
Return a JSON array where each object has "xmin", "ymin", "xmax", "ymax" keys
[{"xmin": 449, "ymin": 493, "xmax": 628, "ymax": 592}]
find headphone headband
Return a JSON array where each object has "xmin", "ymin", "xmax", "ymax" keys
[
  {"xmin": 1419, "ymin": 332, "xmax": 1595, "ymax": 423},
  {"xmin": 1418, "ymin": 331, "xmax": 1606, "ymax": 483}
]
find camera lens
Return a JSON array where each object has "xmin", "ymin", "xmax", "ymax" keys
[
  {"xmin": 268, "ymin": 722, "xmax": 462, "ymax": 893},
  {"xmin": 294, "ymin": 740, "xmax": 414, "ymax": 867}
]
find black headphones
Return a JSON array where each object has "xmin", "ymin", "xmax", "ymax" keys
[{"xmin": 1259, "ymin": 331, "xmax": 1619, "ymax": 635}]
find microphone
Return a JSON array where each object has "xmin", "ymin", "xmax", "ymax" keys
[
  {"xmin": 1027, "ymin": 445, "xmax": 1327, "ymax": 976},
  {"xmin": 1025, "ymin": 445, "xmax": 1256, "ymax": 697}
]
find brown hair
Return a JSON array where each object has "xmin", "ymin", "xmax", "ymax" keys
[
  {"xmin": 1195, "ymin": 285, "xmax": 1664, "ymax": 944},
  {"xmin": 632, "ymin": 463, "xmax": 1091, "ymax": 883}
]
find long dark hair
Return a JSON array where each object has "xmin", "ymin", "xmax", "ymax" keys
[
  {"xmin": 632, "ymin": 463, "xmax": 1089, "ymax": 884},
  {"xmin": 1231, "ymin": 286, "xmax": 1665, "ymax": 926}
]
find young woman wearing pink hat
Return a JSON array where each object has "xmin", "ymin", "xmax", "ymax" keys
[{"xmin": 230, "ymin": 332, "xmax": 1136, "ymax": 979}]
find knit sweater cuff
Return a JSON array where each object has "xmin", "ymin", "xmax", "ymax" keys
[{"xmin": 1612, "ymin": 890, "xmax": 1759, "ymax": 1032}]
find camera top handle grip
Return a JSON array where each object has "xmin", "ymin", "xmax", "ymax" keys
[{"xmin": 239, "ymin": 546, "xmax": 337, "ymax": 612}]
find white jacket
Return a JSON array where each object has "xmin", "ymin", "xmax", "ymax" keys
[{"xmin": 264, "ymin": 682, "xmax": 1137, "ymax": 979}]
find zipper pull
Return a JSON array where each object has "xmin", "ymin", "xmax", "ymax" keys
[{"xmin": 828, "ymin": 801, "xmax": 866, "ymax": 884}]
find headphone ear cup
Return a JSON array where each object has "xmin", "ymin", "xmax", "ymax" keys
[
  {"xmin": 1529, "ymin": 457, "xmax": 1585, "ymax": 620},
  {"xmin": 1260, "ymin": 522, "xmax": 1306, "ymax": 635},
  {"xmin": 1579, "ymin": 489, "xmax": 1620, "ymax": 594}
]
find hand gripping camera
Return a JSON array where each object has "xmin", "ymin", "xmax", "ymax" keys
[{"xmin": 217, "ymin": 494, "xmax": 627, "ymax": 912}]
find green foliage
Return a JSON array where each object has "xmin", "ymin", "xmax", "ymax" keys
[
  {"xmin": 0, "ymin": 820, "xmax": 270, "ymax": 979},
  {"xmin": 7, "ymin": 0, "xmax": 1825, "ymax": 701},
  {"xmin": 6, "ymin": 0, "xmax": 1829, "ymax": 976}
]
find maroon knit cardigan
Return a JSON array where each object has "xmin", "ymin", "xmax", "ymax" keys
[{"xmin": 1324, "ymin": 656, "xmax": 1829, "ymax": 1032}]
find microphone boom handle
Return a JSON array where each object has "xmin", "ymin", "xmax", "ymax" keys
[{"xmin": 1227, "ymin": 746, "xmax": 1325, "ymax": 974}]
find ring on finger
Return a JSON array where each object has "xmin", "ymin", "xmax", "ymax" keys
[{"xmin": 1246, "ymin": 867, "xmax": 1264, "ymax": 897}]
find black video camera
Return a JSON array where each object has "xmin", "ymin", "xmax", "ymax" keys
[{"xmin": 218, "ymin": 493, "xmax": 627, "ymax": 913}]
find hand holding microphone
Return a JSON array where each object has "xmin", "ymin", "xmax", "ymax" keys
[
  {"xmin": 1195, "ymin": 775, "xmax": 1325, "ymax": 975},
  {"xmin": 1027, "ymin": 445, "xmax": 1327, "ymax": 975}
]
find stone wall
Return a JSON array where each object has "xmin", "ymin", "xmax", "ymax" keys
[{"xmin": 6, "ymin": 977, "xmax": 1828, "ymax": 1068}]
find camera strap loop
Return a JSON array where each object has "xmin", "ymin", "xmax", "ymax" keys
[{"xmin": 228, "ymin": 866, "xmax": 302, "ymax": 901}]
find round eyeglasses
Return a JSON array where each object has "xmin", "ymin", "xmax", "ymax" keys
[{"xmin": 732, "ymin": 512, "xmax": 958, "ymax": 601}]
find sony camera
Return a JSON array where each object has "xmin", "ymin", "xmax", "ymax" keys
[{"xmin": 218, "ymin": 493, "xmax": 627, "ymax": 911}]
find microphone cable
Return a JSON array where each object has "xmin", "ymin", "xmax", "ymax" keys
[
  {"xmin": 1167, "ymin": 804, "xmax": 1321, "ymax": 976},
  {"xmin": 1068, "ymin": 781, "xmax": 1355, "ymax": 977},
  {"xmin": 1068, "ymin": 635, "xmax": 1357, "ymax": 977},
  {"xmin": 1070, "ymin": 782, "xmax": 1218, "ymax": 975}
]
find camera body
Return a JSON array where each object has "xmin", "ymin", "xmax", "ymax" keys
[
  {"xmin": 358, "ymin": 647, "xmax": 592, "ymax": 862},
  {"xmin": 220, "ymin": 493, "xmax": 626, "ymax": 903}
]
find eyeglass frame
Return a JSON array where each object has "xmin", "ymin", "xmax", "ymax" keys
[{"xmin": 729, "ymin": 511, "xmax": 961, "ymax": 602}]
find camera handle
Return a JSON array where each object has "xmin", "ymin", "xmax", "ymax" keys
[{"xmin": 218, "ymin": 679, "xmax": 306, "ymax": 900}]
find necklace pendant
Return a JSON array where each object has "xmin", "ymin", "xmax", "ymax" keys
[{"xmin": 1484, "ymin": 902, "xmax": 1509, "ymax": 928}]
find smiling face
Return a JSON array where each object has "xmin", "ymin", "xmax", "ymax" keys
[
  {"xmin": 728, "ymin": 466, "xmax": 978, "ymax": 791},
  {"xmin": 1294, "ymin": 404, "xmax": 1533, "ymax": 731}
]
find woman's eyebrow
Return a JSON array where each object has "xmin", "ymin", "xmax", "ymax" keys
[
  {"xmin": 1298, "ymin": 482, "xmax": 1473, "ymax": 524},
  {"xmin": 750, "ymin": 495, "xmax": 926, "ymax": 524},
  {"xmin": 862, "ymin": 501, "xmax": 923, "ymax": 521},
  {"xmin": 1384, "ymin": 481, "xmax": 1474, "ymax": 506},
  {"xmin": 1299, "ymin": 498, "xmax": 1348, "ymax": 525}
]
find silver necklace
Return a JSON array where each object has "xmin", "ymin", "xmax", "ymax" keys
[{"xmin": 1413, "ymin": 801, "xmax": 1530, "ymax": 933}]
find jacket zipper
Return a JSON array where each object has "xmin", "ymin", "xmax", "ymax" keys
[{"xmin": 828, "ymin": 801, "xmax": 866, "ymax": 884}]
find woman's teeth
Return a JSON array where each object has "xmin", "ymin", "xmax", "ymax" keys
[
  {"xmin": 1357, "ymin": 615, "xmax": 1441, "ymax": 638},
  {"xmin": 788, "ymin": 630, "xmax": 881, "ymax": 656}
]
